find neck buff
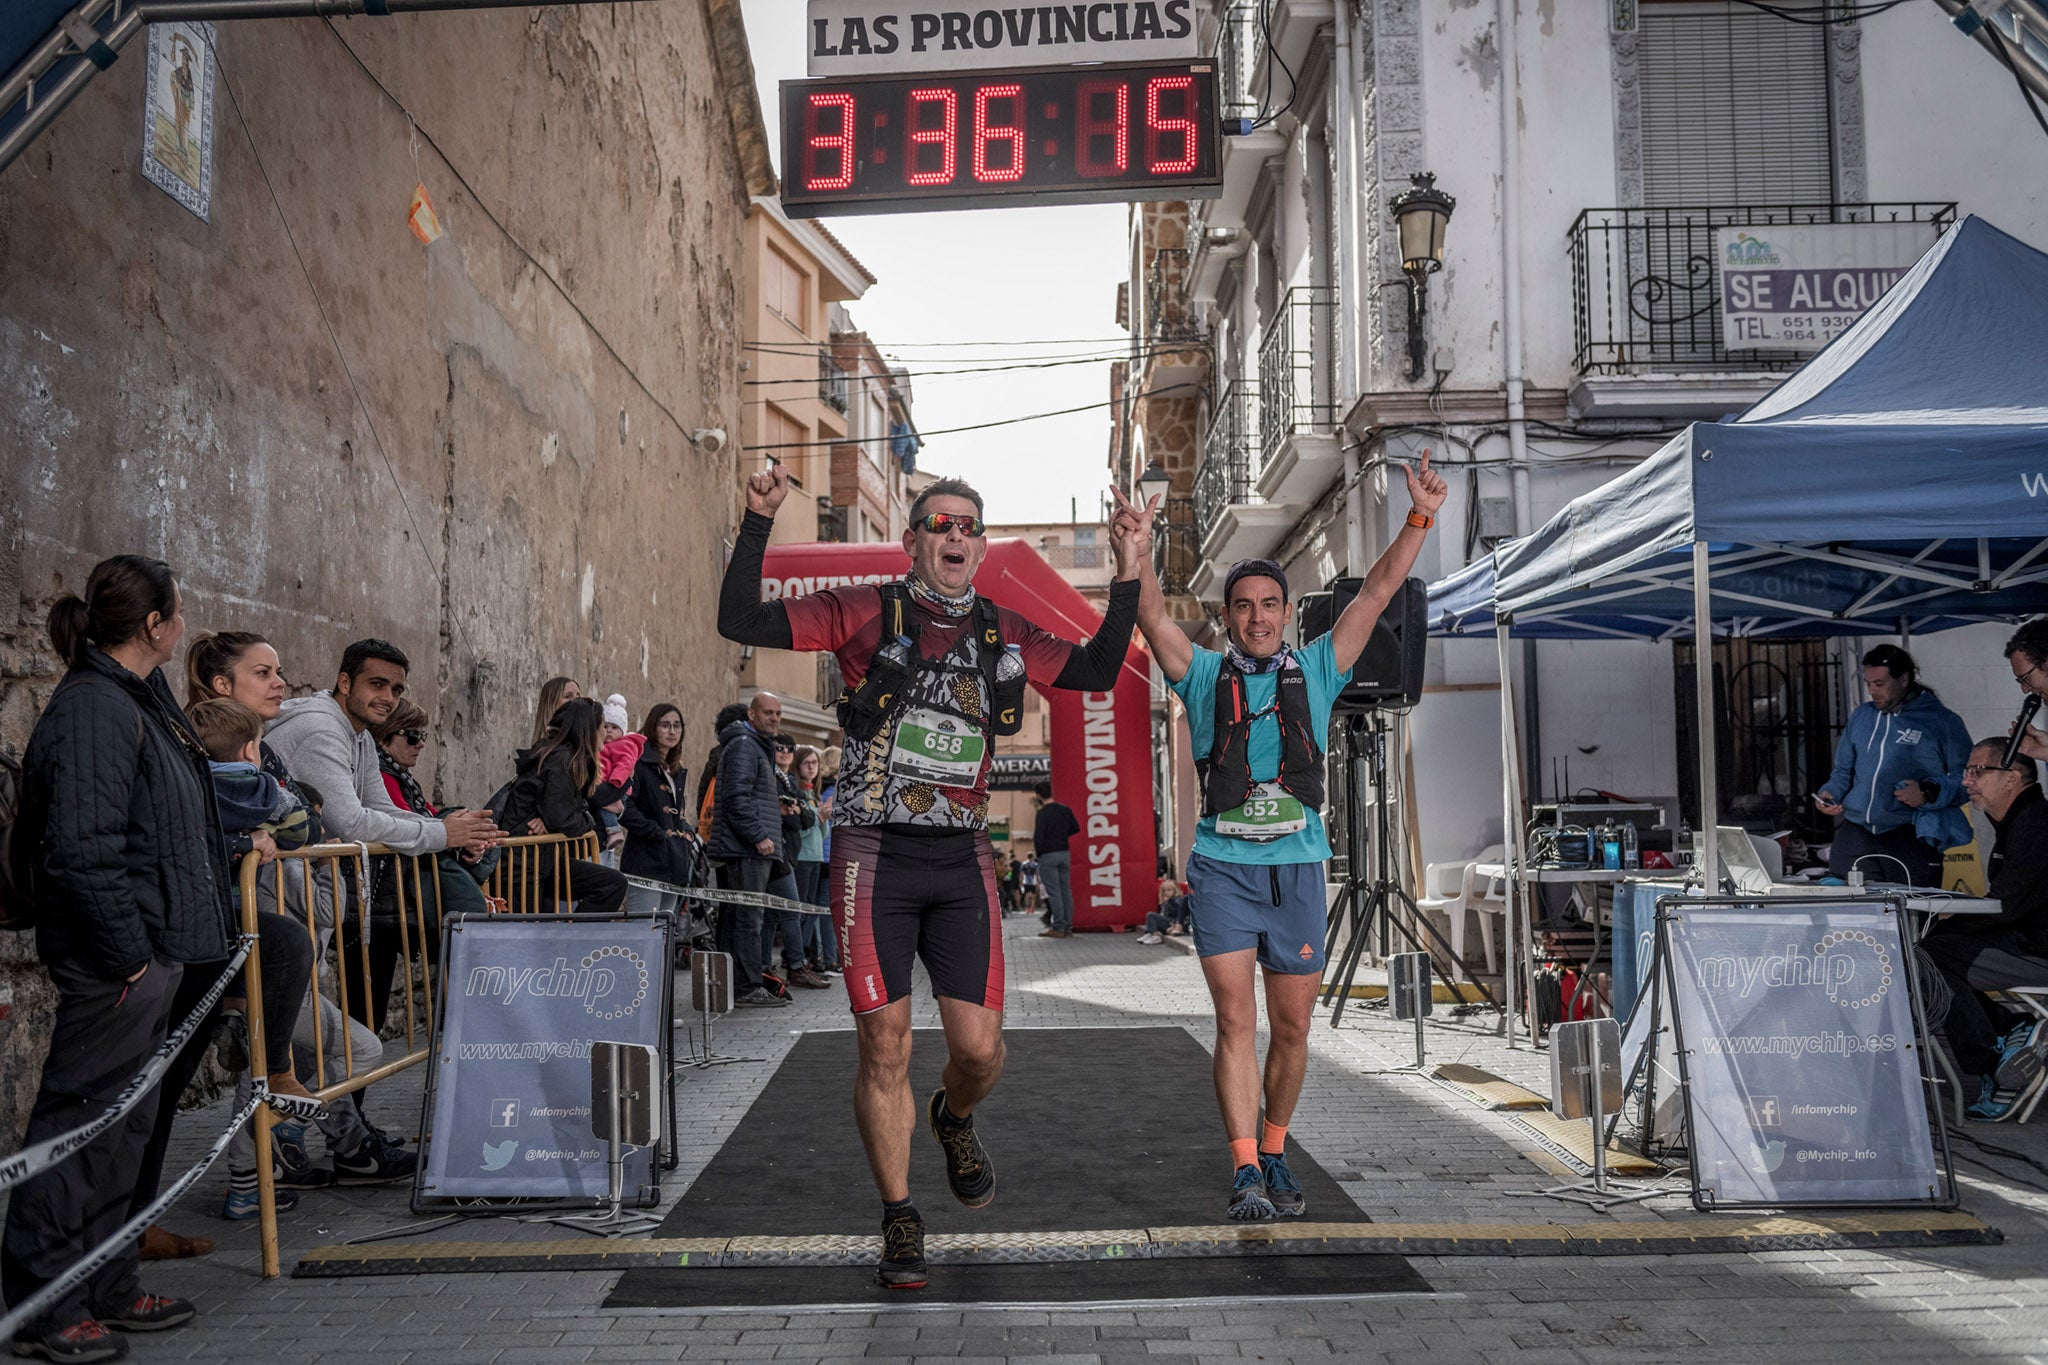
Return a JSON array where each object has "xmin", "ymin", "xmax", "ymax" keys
[
  {"xmin": 1224, "ymin": 639, "xmax": 1293, "ymax": 675},
  {"xmin": 904, "ymin": 571, "xmax": 976, "ymax": 619}
]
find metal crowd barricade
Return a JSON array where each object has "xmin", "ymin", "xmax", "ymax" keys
[
  {"xmin": 239, "ymin": 839, "xmax": 446, "ymax": 1278},
  {"xmin": 482, "ymin": 831, "xmax": 603, "ymax": 913}
]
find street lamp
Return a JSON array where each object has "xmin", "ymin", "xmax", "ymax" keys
[
  {"xmin": 1389, "ymin": 171, "xmax": 1456, "ymax": 382},
  {"xmin": 1137, "ymin": 460, "xmax": 1172, "ymax": 505}
]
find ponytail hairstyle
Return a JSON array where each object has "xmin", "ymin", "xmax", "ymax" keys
[
  {"xmin": 185, "ymin": 630, "xmax": 272, "ymax": 706},
  {"xmin": 48, "ymin": 555, "xmax": 179, "ymax": 670},
  {"xmin": 532, "ymin": 696, "xmax": 603, "ymax": 796},
  {"xmin": 1862, "ymin": 643, "xmax": 1933, "ymax": 703}
]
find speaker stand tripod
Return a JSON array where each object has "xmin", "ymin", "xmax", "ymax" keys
[{"xmin": 1322, "ymin": 709, "xmax": 1501, "ymax": 1027}]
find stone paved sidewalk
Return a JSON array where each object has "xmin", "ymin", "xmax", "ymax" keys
[{"xmin": 34, "ymin": 916, "xmax": 2048, "ymax": 1362}]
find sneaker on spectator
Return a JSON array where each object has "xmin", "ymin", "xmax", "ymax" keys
[
  {"xmin": 272, "ymin": 1124, "xmax": 333, "ymax": 1191},
  {"xmin": 332, "ymin": 1139, "xmax": 418, "ymax": 1186},
  {"xmin": 735, "ymin": 989, "xmax": 789, "ymax": 1009},
  {"xmin": 221, "ymin": 1180, "xmax": 299, "ymax": 1222},
  {"xmin": 1135, "ymin": 932, "xmax": 1163, "ymax": 945},
  {"xmin": 1968, "ymin": 1075, "xmax": 2026, "ymax": 1122},
  {"xmin": 1993, "ymin": 1020, "xmax": 2048, "ymax": 1092},
  {"xmin": 8, "ymin": 1317, "xmax": 128, "ymax": 1362},
  {"xmin": 95, "ymin": 1293, "xmax": 195, "ymax": 1333},
  {"xmin": 789, "ymin": 967, "xmax": 832, "ymax": 989}
]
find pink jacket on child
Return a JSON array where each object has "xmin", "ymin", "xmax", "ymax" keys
[{"xmin": 599, "ymin": 732, "xmax": 646, "ymax": 790}]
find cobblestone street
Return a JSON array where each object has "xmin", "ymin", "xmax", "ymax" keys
[{"xmin": 110, "ymin": 915, "xmax": 2048, "ymax": 1363}]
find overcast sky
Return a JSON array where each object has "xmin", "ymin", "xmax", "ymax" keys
[{"xmin": 737, "ymin": 0, "xmax": 1130, "ymax": 526}]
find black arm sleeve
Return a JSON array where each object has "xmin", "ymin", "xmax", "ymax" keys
[
  {"xmin": 718, "ymin": 510, "xmax": 795, "ymax": 649},
  {"xmin": 1051, "ymin": 577, "xmax": 1140, "ymax": 691}
]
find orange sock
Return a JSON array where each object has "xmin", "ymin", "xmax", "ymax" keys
[
  {"xmin": 1228, "ymin": 1138, "xmax": 1259, "ymax": 1171},
  {"xmin": 1260, "ymin": 1120, "xmax": 1287, "ymax": 1156}
]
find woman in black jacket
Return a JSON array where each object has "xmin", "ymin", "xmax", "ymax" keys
[
  {"xmin": 503, "ymin": 697, "xmax": 627, "ymax": 914},
  {"xmin": 3, "ymin": 557, "xmax": 226, "ymax": 1352},
  {"xmin": 620, "ymin": 703, "xmax": 699, "ymax": 915}
]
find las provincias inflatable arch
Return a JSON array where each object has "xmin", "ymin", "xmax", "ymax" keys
[{"xmin": 759, "ymin": 538, "xmax": 1155, "ymax": 931}]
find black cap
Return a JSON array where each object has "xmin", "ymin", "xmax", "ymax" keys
[{"xmin": 1223, "ymin": 558, "xmax": 1289, "ymax": 605}]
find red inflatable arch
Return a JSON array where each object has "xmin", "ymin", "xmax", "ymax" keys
[{"xmin": 759, "ymin": 538, "xmax": 1155, "ymax": 930}]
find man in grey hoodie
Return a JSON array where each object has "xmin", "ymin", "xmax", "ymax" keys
[{"xmin": 266, "ymin": 639, "xmax": 500, "ymax": 858}]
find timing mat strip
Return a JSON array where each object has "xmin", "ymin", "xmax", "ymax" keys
[{"xmin": 294, "ymin": 1211, "xmax": 1998, "ymax": 1277}]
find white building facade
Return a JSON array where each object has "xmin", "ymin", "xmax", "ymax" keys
[{"xmin": 1146, "ymin": 0, "xmax": 2048, "ymax": 879}]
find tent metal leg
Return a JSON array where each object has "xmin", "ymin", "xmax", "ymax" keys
[
  {"xmin": 1692, "ymin": 541, "xmax": 1720, "ymax": 892},
  {"xmin": 1497, "ymin": 628, "xmax": 1525, "ymax": 1047}
]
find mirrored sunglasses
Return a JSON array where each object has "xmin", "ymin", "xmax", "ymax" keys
[
  {"xmin": 399, "ymin": 728, "xmax": 428, "ymax": 745},
  {"xmin": 916, "ymin": 512, "xmax": 985, "ymax": 538}
]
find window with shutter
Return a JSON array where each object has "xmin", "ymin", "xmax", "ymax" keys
[{"xmin": 1638, "ymin": 2, "xmax": 1834, "ymax": 207}]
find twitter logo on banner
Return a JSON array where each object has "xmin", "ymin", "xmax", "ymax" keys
[{"xmin": 481, "ymin": 1139, "xmax": 518, "ymax": 1171}]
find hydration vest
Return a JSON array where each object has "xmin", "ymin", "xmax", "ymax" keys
[{"xmin": 1197, "ymin": 659, "xmax": 1326, "ymax": 819}]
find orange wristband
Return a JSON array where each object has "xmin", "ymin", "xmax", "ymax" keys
[{"xmin": 1405, "ymin": 509, "xmax": 1434, "ymax": 530}]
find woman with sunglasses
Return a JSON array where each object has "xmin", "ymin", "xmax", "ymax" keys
[{"xmin": 718, "ymin": 467, "xmax": 1141, "ymax": 1291}]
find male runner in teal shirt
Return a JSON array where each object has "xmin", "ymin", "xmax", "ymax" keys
[{"xmin": 1114, "ymin": 452, "xmax": 1446, "ymax": 1219}]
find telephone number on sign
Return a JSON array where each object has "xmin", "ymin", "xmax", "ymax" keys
[{"xmin": 1759, "ymin": 314, "xmax": 1861, "ymax": 341}]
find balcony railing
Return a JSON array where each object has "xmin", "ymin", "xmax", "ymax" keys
[
  {"xmin": 1195, "ymin": 381, "xmax": 1261, "ymax": 547},
  {"xmin": 1568, "ymin": 202, "xmax": 1957, "ymax": 376},
  {"xmin": 1154, "ymin": 492, "xmax": 1197, "ymax": 598},
  {"xmin": 1039, "ymin": 543, "xmax": 1107, "ymax": 571},
  {"xmin": 1256, "ymin": 286, "xmax": 1338, "ymax": 474},
  {"xmin": 1214, "ymin": 2, "xmax": 1261, "ymax": 123},
  {"xmin": 819, "ymin": 348, "xmax": 850, "ymax": 412},
  {"xmin": 1146, "ymin": 247, "xmax": 1204, "ymax": 345}
]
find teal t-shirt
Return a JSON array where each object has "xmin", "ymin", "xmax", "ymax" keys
[{"xmin": 1168, "ymin": 633, "xmax": 1352, "ymax": 865}]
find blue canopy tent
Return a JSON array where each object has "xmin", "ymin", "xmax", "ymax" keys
[{"xmin": 1424, "ymin": 215, "xmax": 2048, "ymax": 1038}]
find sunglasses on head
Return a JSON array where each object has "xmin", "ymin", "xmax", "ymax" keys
[
  {"xmin": 915, "ymin": 512, "xmax": 985, "ymax": 538},
  {"xmin": 399, "ymin": 728, "xmax": 427, "ymax": 745}
]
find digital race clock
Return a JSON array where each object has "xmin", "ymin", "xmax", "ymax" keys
[{"xmin": 779, "ymin": 59, "xmax": 1222, "ymax": 218}]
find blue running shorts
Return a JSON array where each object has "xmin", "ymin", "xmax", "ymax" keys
[{"xmin": 1185, "ymin": 852, "xmax": 1327, "ymax": 975}]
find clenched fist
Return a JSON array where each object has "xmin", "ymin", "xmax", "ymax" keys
[{"xmin": 746, "ymin": 464, "xmax": 791, "ymax": 517}]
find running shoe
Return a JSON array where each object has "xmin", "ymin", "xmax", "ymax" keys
[
  {"xmin": 876, "ymin": 1207, "xmax": 928, "ymax": 1290},
  {"xmin": 95, "ymin": 1295, "xmax": 194, "ymax": 1333},
  {"xmin": 1993, "ymin": 1020, "xmax": 2048, "ymax": 1092},
  {"xmin": 1226, "ymin": 1163, "xmax": 1276, "ymax": 1221},
  {"xmin": 1968, "ymin": 1075, "xmax": 2025, "ymax": 1122},
  {"xmin": 220, "ymin": 1183, "xmax": 299, "ymax": 1221},
  {"xmin": 8, "ymin": 1318, "xmax": 127, "ymax": 1362},
  {"xmin": 332, "ymin": 1139, "xmax": 418, "ymax": 1185},
  {"xmin": 927, "ymin": 1088, "xmax": 996, "ymax": 1208},
  {"xmin": 1259, "ymin": 1150, "xmax": 1306, "ymax": 1217},
  {"xmin": 272, "ymin": 1125, "xmax": 333, "ymax": 1191},
  {"xmin": 1135, "ymin": 932, "xmax": 1163, "ymax": 945}
]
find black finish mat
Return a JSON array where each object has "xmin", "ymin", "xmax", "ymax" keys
[{"xmin": 607, "ymin": 1026, "xmax": 1429, "ymax": 1307}]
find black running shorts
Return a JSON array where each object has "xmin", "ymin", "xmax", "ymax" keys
[{"xmin": 830, "ymin": 825, "xmax": 1003, "ymax": 1014}]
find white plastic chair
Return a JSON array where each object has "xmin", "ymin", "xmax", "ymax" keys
[{"xmin": 1416, "ymin": 844, "xmax": 1506, "ymax": 981}]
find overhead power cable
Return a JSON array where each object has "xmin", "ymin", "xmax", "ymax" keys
[{"xmin": 746, "ymin": 389, "xmax": 1174, "ymax": 452}]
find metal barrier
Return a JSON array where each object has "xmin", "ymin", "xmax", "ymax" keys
[{"xmin": 482, "ymin": 831, "xmax": 604, "ymax": 914}]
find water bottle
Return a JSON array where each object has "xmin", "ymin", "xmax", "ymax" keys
[
  {"xmin": 878, "ymin": 633, "xmax": 913, "ymax": 668},
  {"xmin": 1600, "ymin": 819, "xmax": 1621, "ymax": 871},
  {"xmin": 1621, "ymin": 820, "xmax": 1639, "ymax": 871},
  {"xmin": 996, "ymin": 643, "xmax": 1026, "ymax": 682},
  {"xmin": 992, "ymin": 643, "xmax": 1027, "ymax": 736}
]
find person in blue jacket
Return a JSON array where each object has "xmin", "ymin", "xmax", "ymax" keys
[{"xmin": 1814, "ymin": 644, "xmax": 1973, "ymax": 886}]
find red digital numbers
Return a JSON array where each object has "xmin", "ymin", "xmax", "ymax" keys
[
  {"xmin": 1076, "ymin": 79, "xmax": 1130, "ymax": 179},
  {"xmin": 973, "ymin": 84, "xmax": 1025, "ymax": 184},
  {"xmin": 905, "ymin": 87, "xmax": 958, "ymax": 186},
  {"xmin": 804, "ymin": 92, "xmax": 855, "ymax": 192},
  {"xmin": 1145, "ymin": 76, "xmax": 1197, "ymax": 176}
]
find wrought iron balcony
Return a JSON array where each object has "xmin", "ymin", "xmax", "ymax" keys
[
  {"xmin": 1154, "ymin": 492, "xmax": 1197, "ymax": 598},
  {"xmin": 1568, "ymin": 203, "xmax": 1956, "ymax": 376},
  {"xmin": 819, "ymin": 348, "xmax": 850, "ymax": 413},
  {"xmin": 1214, "ymin": 2, "xmax": 1261, "ymax": 123},
  {"xmin": 1145, "ymin": 247, "xmax": 1204, "ymax": 345},
  {"xmin": 1256, "ymin": 286, "xmax": 1338, "ymax": 476},
  {"xmin": 1195, "ymin": 381, "xmax": 1261, "ymax": 547}
]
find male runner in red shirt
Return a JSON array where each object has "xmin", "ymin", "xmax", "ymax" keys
[{"xmin": 719, "ymin": 466, "xmax": 1139, "ymax": 1289}]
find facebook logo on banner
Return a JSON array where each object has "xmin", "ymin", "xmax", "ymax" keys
[
  {"xmin": 1746, "ymin": 1096, "xmax": 1782, "ymax": 1129},
  {"xmin": 488, "ymin": 1099, "xmax": 520, "ymax": 1129}
]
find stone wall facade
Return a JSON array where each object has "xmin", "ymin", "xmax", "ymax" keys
[{"xmin": 0, "ymin": 5, "xmax": 770, "ymax": 1147}]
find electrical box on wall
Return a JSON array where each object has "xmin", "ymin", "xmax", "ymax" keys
[{"xmin": 1478, "ymin": 497, "xmax": 1516, "ymax": 545}]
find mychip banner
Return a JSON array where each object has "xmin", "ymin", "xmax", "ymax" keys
[
  {"xmin": 1661, "ymin": 900, "xmax": 1948, "ymax": 1209},
  {"xmin": 416, "ymin": 914, "xmax": 670, "ymax": 1207}
]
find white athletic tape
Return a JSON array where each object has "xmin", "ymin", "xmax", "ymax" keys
[
  {"xmin": 0, "ymin": 1089, "xmax": 263, "ymax": 1342},
  {"xmin": 0, "ymin": 940, "xmax": 252, "ymax": 1194}
]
